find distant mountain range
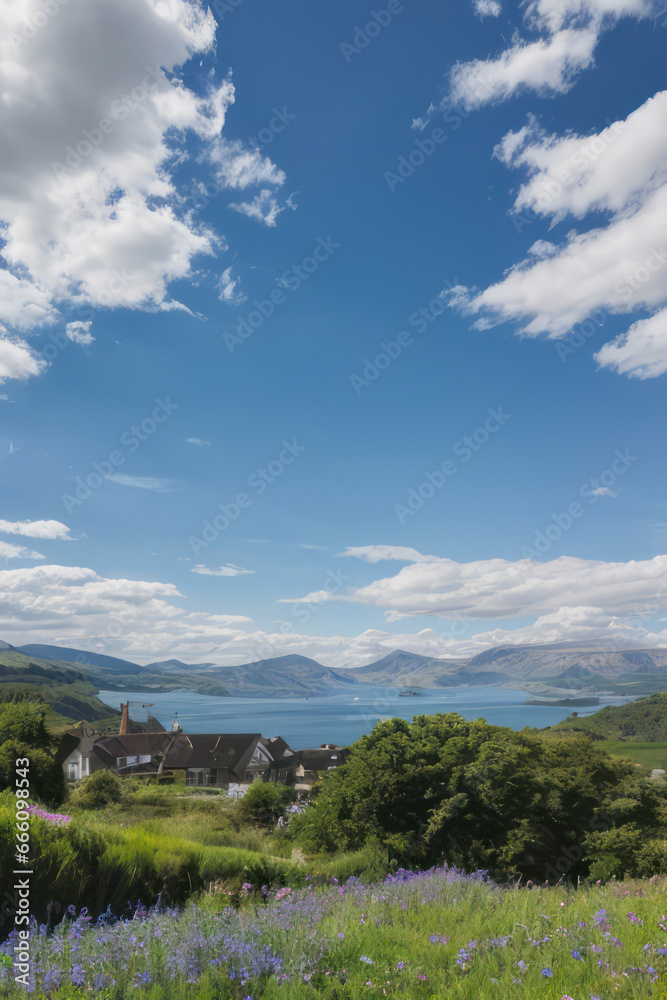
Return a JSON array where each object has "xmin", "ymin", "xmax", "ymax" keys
[
  {"xmin": 2, "ymin": 640, "xmax": 667, "ymax": 714},
  {"xmin": 190, "ymin": 654, "xmax": 358, "ymax": 697}
]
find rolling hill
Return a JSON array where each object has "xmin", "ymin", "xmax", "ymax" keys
[
  {"xmin": 549, "ymin": 691, "xmax": 667, "ymax": 742},
  {"xmin": 0, "ymin": 647, "xmax": 121, "ymax": 724}
]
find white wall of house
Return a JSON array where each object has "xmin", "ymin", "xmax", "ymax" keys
[
  {"xmin": 63, "ymin": 750, "xmax": 91, "ymax": 781},
  {"xmin": 227, "ymin": 782, "xmax": 251, "ymax": 799}
]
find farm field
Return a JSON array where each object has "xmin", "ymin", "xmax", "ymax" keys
[{"xmin": 597, "ymin": 741, "xmax": 667, "ymax": 772}]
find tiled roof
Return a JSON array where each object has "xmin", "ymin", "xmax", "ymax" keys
[
  {"xmin": 164, "ymin": 733, "xmax": 263, "ymax": 778},
  {"xmin": 268, "ymin": 748, "xmax": 348, "ymax": 773},
  {"xmin": 260, "ymin": 735, "xmax": 293, "ymax": 759},
  {"xmin": 93, "ymin": 733, "xmax": 174, "ymax": 758}
]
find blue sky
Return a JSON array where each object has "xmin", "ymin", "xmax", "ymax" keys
[{"xmin": 0, "ymin": 0, "xmax": 666, "ymax": 666}]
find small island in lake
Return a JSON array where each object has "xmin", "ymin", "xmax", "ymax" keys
[{"xmin": 525, "ymin": 697, "xmax": 601, "ymax": 707}]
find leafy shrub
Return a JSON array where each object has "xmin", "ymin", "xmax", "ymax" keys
[
  {"xmin": 236, "ymin": 781, "xmax": 294, "ymax": 827},
  {"xmin": 585, "ymin": 824, "xmax": 667, "ymax": 879},
  {"xmin": 69, "ymin": 770, "xmax": 123, "ymax": 809}
]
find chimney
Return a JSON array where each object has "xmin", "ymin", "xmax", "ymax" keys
[{"xmin": 119, "ymin": 701, "xmax": 129, "ymax": 735}]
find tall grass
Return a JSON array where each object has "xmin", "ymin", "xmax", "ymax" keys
[
  {"xmin": 1, "ymin": 867, "xmax": 665, "ymax": 999},
  {"xmin": 0, "ymin": 789, "xmax": 302, "ymax": 928}
]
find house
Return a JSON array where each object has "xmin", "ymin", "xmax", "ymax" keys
[
  {"xmin": 266, "ymin": 745, "xmax": 348, "ymax": 791},
  {"xmin": 62, "ymin": 730, "xmax": 294, "ymax": 794},
  {"xmin": 61, "ymin": 733, "xmax": 108, "ymax": 781},
  {"xmin": 60, "ymin": 713, "xmax": 168, "ymax": 781}
]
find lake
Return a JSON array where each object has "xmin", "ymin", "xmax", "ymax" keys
[{"xmin": 97, "ymin": 686, "xmax": 635, "ymax": 750}]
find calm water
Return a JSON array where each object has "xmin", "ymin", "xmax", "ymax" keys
[{"xmin": 98, "ymin": 686, "xmax": 635, "ymax": 750}]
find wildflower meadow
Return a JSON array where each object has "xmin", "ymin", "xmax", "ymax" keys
[{"xmin": 1, "ymin": 865, "xmax": 666, "ymax": 1000}]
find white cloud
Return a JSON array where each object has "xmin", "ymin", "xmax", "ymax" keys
[
  {"xmin": 338, "ymin": 545, "xmax": 438, "ymax": 564},
  {"xmin": 216, "ymin": 267, "xmax": 246, "ymax": 305},
  {"xmin": 0, "ymin": 560, "xmax": 666, "ymax": 666},
  {"xmin": 498, "ymin": 93, "xmax": 667, "ymax": 220},
  {"xmin": 473, "ymin": 0, "xmax": 502, "ymax": 17},
  {"xmin": 449, "ymin": 28, "xmax": 598, "ymax": 109},
  {"xmin": 594, "ymin": 308, "xmax": 667, "ymax": 378},
  {"xmin": 0, "ymin": 0, "xmax": 265, "ymax": 369},
  {"xmin": 0, "ymin": 327, "xmax": 46, "ymax": 383},
  {"xmin": 191, "ymin": 564, "xmax": 255, "ymax": 577},
  {"xmin": 186, "ymin": 437, "xmax": 211, "ymax": 447},
  {"xmin": 0, "ymin": 519, "xmax": 73, "ymax": 540},
  {"xmin": 455, "ymin": 91, "xmax": 667, "ymax": 377},
  {"xmin": 65, "ymin": 321, "xmax": 95, "ymax": 345},
  {"xmin": 289, "ymin": 548, "xmax": 667, "ymax": 622},
  {"xmin": 105, "ymin": 474, "xmax": 178, "ymax": 492},
  {"xmin": 525, "ymin": 0, "xmax": 651, "ymax": 33},
  {"xmin": 445, "ymin": 0, "xmax": 655, "ymax": 111},
  {"xmin": 208, "ymin": 139, "xmax": 286, "ymax": 190},
  {"xmin": 590, "ymin": 486, "xmax": 618, "ymax": 497},
  {"xmin": 470, "ymin": 185, "xmax": 667, "ymax": 336},
  {"xmin": 0, "ymin": 541, "xmax": 44, "ymax": 561},
  {"xmin": 229, "ymin": 190, "xmax": 283, "ymax": 227}
]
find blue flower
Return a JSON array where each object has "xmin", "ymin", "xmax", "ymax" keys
[
  {"xmin": 70, "ymin": 965, "xmax": 85, "ymax": 987},
  {"xmin": 572, "ymin": 950, "xmax": 583, "ymax": 960},
  {"xmin": 541, "ymin": 967, "xmax": 553, "ymax": 978}
]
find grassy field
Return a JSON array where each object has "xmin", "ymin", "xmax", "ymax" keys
[
  {"xmin": 597, "ymin": 740, "xmax": 667, "ymax": 772},
  {"xmin": 2, "ymin": 867, "xmax": 667, "ymax": 999}
]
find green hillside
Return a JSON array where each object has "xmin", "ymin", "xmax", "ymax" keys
[
  {"xmin": 548, "ymin": 692, "xmax": 667, "ymax": 742},
  {"xmin": 0, "ymin": 650, "xmax": 120, "ymax": 725},
  {"xmin": 597, "ymin": 740, "xmax": 667, "ymax": 772}
]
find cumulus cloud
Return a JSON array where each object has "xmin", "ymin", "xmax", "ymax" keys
[
  {"xmin": 450, "ymin": 28, "xmax": 598, "ymax": 108},
  {"xmin": 497, "ymin": 93, "xmax": 667, "ymax": 219},
  {"xmin": 594, "ymin": 308, "xmax": 667, "ymax": 379},
  {"xmin": 453, "ymin": 91, "xmax": 667, "ymax": 377},
  {"xmin": 0, "ymin": 329, "xmax": 46, "ymax": 383},
  {"xmin": 0, "ymin": 541, "xmax": 45, "ymax": 561},
  {"xmin": 191, "ymin": 564, "xmax": 255, "ymax": 577},
  {"xmin": 208, "ymin": 139, "xmax": 286, "ymax": 190},
  {"xmin": 289, "ymin": 548, "xmax": 667, "ymax": 622},
  {"xmin": 216, "ymin": 267, "xmax": 246, "ymax": 305},
  {"xmin": 0, "ymin": 0, "xmax": 290, "ymax": 378},
  {"xmin": 65, "ymin": 321, "xmax": 95, "ymax": 345},
  {"xmin": 0, "ymin": 519, "xmax": 73, "ymax": 540},
  {"xmin": 444, "ymin": 0, "xmax": 654, "ymax": 110},
  {"xmin": 1, "ymin": 559, "xmax": 666, "ymax": 665},
  {"xmin": 229, "ymin": 190, "xmax": 283, "ymax": 227}
]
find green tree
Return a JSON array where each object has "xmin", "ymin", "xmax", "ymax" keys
[
  {"xmin": 0, "ymin": 702, "xmax": 52, "ymax": 750},
  {"xmin": 296, "ymin": 713, "xmax": 665, "ymax": 881},
  {"xmin": 0, "ymin": 704, "xmax": 65, "ymax": 804}
]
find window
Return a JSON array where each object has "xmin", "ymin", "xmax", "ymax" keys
[
  {"xmin": 117, "ymin": 755, "xmax": 138, "ymax": 769},
  {"xmin": 67, "ymin": 763, "xmax": 77, "ymax": 780},
  {"xmin": 186, "ymin": 768, "xmax": 217, "ymax": 787}
]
